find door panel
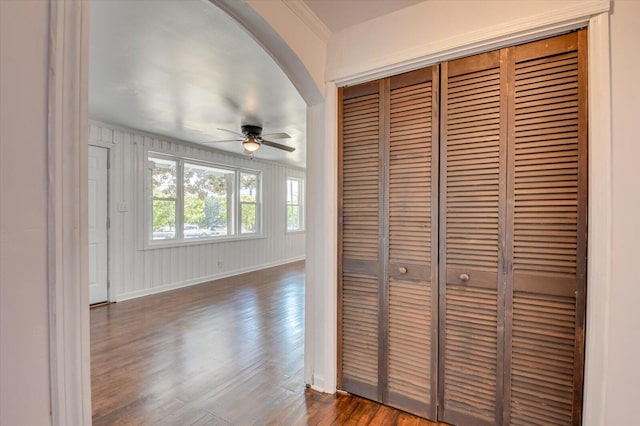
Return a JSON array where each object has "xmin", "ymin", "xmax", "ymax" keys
[
  {"xmin": 339, "ymin": 83, "xmax": 382, "ymax": 400},
  {"xmin": 88, "ymin": 145, "xmax": 109, "ymax": 304},
  {"xmin": 439, "ymin": 51, "xmax": 506, "ymax": 426},
  {"xmin": 386, "ymin": 67, "xmax": 438, "ymax": 418},
  {"xmin": 387, "ymin": 278, "xmax": 432, "ymax": 413},
  {"xmin": 341, "ymin": 273, "xmax": 379, "ymax": 398},
  {"xmin": 506, "ymin": 30, "xmax": 587, "ymax": 426}
]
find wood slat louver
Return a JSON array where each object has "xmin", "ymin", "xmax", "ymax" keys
[
  {"xmin": 387, "ymin": 68, "xmax": 438, "ymax": 419},
  {"xmin": 439, "ymin": 51, "xmax": 505, "ymax": 426},
  {"xmin": 341, "ymin": 272, "xmax": 380, "ymax": 396},
  {"xmin": 339, "ymin": 83, "xmax": 381, "ymax": 400},
  {"xmin": 506, "ymin": 30, "xmax": 587, "ymax": 426}
]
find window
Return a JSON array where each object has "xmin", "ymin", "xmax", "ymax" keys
[
  {"xmin": 147, "ymin": 152, "xmax": 261, "ymax": 244},
  {"xmin": 184, "ymin": 163, "xmax": 235, "ymax": 237},
  {"xmin": 151, "ymin": 157, "xmax": 177, "ymax": 240},
  {"xmin": 239, "ymin": 172, "xmax": 259, "ymax": 234},
  {"xmin": 286, "ymin": 177, "xmax": 303, "ymax": 231}
]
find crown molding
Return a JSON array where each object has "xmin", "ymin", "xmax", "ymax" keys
[{"xmin": 282, "ymin": 0, "xmax": 332, "ymax": 43}]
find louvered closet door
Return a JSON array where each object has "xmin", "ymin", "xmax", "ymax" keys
[
  {"xmin": 339, "ymin": 31, "xmax": 588, "ymax": 426},
  {"xmin": 386, "ymin": 68, "xmax": 439, "ymax": 419},
  {"xmin": 339, "ymin": 81, "xmax": 382, "ymax": 401},
  {"xmin": 505, "ymin": 30, "xmax": 588, "ymax": 426},
  {"xmin": 339, "ymin": 70, "xmax": 439, "ymax": 418},
  {"xmin": 439, "ymin": 51, "xmax": 507, "ymax": 426}
]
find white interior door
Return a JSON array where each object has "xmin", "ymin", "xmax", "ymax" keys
[{"xmin": 88, "ymin": 146, "xmax": 109, "ymax": 304}]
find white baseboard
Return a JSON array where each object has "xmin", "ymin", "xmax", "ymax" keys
[
  {"xmin": 114, "ymin": 256, "xmax": 305, "ymax": 302},
  {"xmin": 310, "ymin": 374, "xmax": 325, "ymax": 393}
]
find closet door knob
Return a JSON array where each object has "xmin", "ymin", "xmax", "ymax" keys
[
  {"xmin": 459, "ymin": 273, "xmax": 470, "ymax": 282},
  {"xmin": 398, "ymin": 266, "xmax": 408, "ymax": 274}
]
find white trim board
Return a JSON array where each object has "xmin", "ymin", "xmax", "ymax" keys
[
  {"xmin": 115, "ymin": 256, "xmax": 305, "ymax": 302},
  {"xmin": 48, "ymin": 0, "xmax": 92, "ymax": 424},
  {"xmin": 310, "ymin": 373, "xmax": 326, "ymax": 393},
  {"xmin": 583, "ymin": 12, "xmax": 613, "ymax": 425}
]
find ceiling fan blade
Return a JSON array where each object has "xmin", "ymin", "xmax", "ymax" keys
[
  {"xmin": 201, "ymin": 138, "xmax": 243, "ymax": 144},
  {"xmin": 216, "ymin": 128, "xmax": 245, "ymax": 138},
  {"xmin": 261, "ymin": 139, "xmax": 296, "ymax": 152},
  {"xmin": 260, "ymin": 132, "xmax": 291, "ymax": 139}
]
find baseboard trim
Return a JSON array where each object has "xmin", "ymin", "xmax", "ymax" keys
[
  {"xmin": 114, "ymin": 256, "xmax": 306, "ymax": 302},
  {"xmin": 311, "ymin": 374, "xmax": 325, "ymax": 393}
]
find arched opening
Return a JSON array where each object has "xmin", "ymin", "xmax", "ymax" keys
[{"xmin": 86, "ymin": 0, "xmax": 327, "ymax": 421}]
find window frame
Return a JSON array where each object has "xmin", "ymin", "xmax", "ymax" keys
[
  {"xmin": 148, "ymin": 154, "xmax": 180, "ymax": 241},
  {"xmin": 183, "ymin": 160, "xmax": 237, "ymax": 239},
  {"xmin": 239, "ymin": 170, "xmax": 261, "ymax": 235},
  {"xmin": 286, "ymin": 176, "xmax": 304, "ymax": 232},
  {"xmin": 145, "ymin": 150, "xmax": 263, "ymax": 248}
]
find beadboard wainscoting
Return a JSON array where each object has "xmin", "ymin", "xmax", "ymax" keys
[{"xmin": 88, "ymin": 121, "xmax": 306, "ymax": 302}]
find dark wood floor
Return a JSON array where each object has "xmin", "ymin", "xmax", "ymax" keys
[{"xmin": 91, "ymin": 261, "xmax": 439, "ymax": 425}]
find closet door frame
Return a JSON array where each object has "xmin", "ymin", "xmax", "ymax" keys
[{"xmin": 338, "ymin": 24, "xmax": 598, "ymax": 424}]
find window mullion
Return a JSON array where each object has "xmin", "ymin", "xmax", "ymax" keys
[
  {"xmin": 257, "ymin": 174, "xmax": 261, "ymax": 233},
  {"xmin": 226, "ymin": 172, "xmax": 232, "ymax": 236},
  {"xmin": 176, "ymin": 160, "xmax": 184, "ymax": 240},
  {"xmin": 234, "ymin": 170, "xmax": 239, "ymax": 236}
]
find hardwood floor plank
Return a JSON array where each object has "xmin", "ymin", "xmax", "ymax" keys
[{"xmin": 91, "ymin": 262, "xmax": 440, "ymax": 425}]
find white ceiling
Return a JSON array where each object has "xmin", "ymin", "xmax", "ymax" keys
[
  {"xmin": 89, "ymin": 1, "xmax": 425, "ymax": 168},
  {"xmin": 89, "ymin": 0, "xmax": 307, "ymax": 167},
  {"xmin": 303, "ymin": 0, "xmax": 425, "ymax": 32}
]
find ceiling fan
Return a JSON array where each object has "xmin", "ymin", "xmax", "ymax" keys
[{"xmin": 202, "ymin": 125, "xmax": 295, "ymax": 156}]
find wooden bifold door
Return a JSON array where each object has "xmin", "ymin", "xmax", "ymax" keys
[{"xmin": 338, "ymin": 30, "xmax": 587, "ymax": 425}]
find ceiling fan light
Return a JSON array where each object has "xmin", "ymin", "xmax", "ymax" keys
[{"xmin": 243, "ymin": 137, "xmax": 261, "ymax": 153}]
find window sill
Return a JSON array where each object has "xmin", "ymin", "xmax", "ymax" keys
[
  {"xmin": 286, "ymin": 229, "xmax": 305, "ymax": 235},
  {"xmin": 143, "ymin": 233, "xmax": 264, "ymax": 250}
]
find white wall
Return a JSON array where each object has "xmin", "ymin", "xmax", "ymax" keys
[
  {"xmin": 0, "ymin": 0, "xmax": 52, "ymax": 424},
  {"xmin": 606, "ymin": 1, "xmax": 640, "ymax": 423},
  {"xmin": 89, "ymin": 121, "xmax": 305, "ymax": 301}
]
